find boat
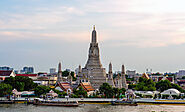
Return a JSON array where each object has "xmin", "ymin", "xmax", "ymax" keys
[
  {"xmin": 111, "ymin": 99, "xmax": 138, "ymax": 106},
  {"xmin": 33, "ymin": 99, "xmax": 79, "ymax": 107},
  {"xmin": 0, "ymin": 100, "xmax": 15, "ymax": 104}
]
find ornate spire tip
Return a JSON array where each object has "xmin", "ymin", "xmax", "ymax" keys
[{"xmin": 93, "ymin": 25, "xmax": 95, "ymax": 30}]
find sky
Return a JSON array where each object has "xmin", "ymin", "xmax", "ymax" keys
[{"xmin": 0, "ymin": 0, "xmax": 185, "ymax": 73}]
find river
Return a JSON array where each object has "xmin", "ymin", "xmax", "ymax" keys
[{"xmin": 0, "ymin": 104, "xmax": 185, "ymax": 112}]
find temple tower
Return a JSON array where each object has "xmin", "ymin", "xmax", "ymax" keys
[
  {"xmin": 80, "ymin": 26, "xmax": 106, "ymax": 89},
  {"xmin": 107, "ymin": 62, "xmax": 115, "ymax": 87},
  {"xmin": 121, "ymin": 64, "xmax": 128, "ymax": 89},
  {"xmin": 56, "ymin": 62, "xmax": 62, "ymax": 86}
]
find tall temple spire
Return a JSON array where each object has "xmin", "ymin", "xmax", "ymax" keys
[
  {"xmin": 81, "ymin": 26, "xmax": 106, "ymax": 89},
  {"xmin": 57, "ymin": 62, "xmax": 62, "ymax": 83},
  {"xmin": 107, "ymin": 62, "xmax": 115, "ymax": 87},
  {"xmin": 92, "ymin": 25, "xmax": 97, "ymax": 43},
  {"xmin": 122, "ymin": 64, "xmax": 128, "ymax": 89},
  {"xmin": 121, "ymin": 64, "xmax": 125, "ymax": 74},
  {"xmin": 109, "ymin": 62, "xmax": 113, "ymax": 76},
  {"xmin": 58, "ymin": 62, "xmax": 62, "ymax": 72}
]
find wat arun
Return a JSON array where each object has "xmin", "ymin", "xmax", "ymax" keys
[{"xmin": 79, "ymin": 26, "xmax": 107, "ymax": 89}]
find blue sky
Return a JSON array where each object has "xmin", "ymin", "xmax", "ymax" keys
[{"xmin": 1, "ymin": 0, "xmax": 185, "ymax": 73}]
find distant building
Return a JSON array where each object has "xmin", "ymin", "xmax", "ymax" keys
[
  {"xmin": 177, "ymin": 70, "xmax": 185, "ymax": 78},
  {"xmin": 0, "ymin": 66, "xmax": 13, "ymax": 71},
  {"xmin": 126, "ymin": 70, "xmax": 136, "ymax": 78},
  {"xmin": 50, "ymin": 68, "xmax": 56, "ymax": 74},
  {"xmin": 21, "ymin": 67, "xmax": 34, "ymax": 73}
]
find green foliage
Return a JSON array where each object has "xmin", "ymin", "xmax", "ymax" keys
[
  {"xmin": 34, "ymin": 85, "xmax": 51, "ymax": 96},
  {"xmin": 156, "ymin": 80, "xmax": 172, "ymax": 92},
  {"xmin": 156, "ymin": 80, "xmax": 185, "ymax": 92},
  {"xmin": 62, "ymin": 71, "xmax": 77, "ymax": 81},
  {"xmin": 15, "ymin": 82, "xmax": 25, "ymax": 91},
  {"xmin": 126, "ymin": 78, "xmax": 134, "ymax": 81},
  {"xmin": 182, "ymin": 76, "xmax": 185, "ymax": 79},
  {"xmin": 62, "ymin": 71, "xmax": 69, "ymax": 77},
  {"xmin": 73, "ymin": 87, "xmax": 87, "ymax": 98},
  {"xmin": 120, "ymin": 88, "xmax": 126, "ymax": 94},
  {"xmin": 135, "ymin": 77, "xmax": 156, "ymax": 91},
  {"xmin": 171, "ymin": 83, "xmax": 185, "ymax": 93},
  {"xmin": 112, "ymin": 87, "xmax": 119, "ymax": 97},
  {"xmin": 99, "ymin": 83, "xmax": 113, "ymax": 98},
  {"xmin": 99, "ymin": 83, "xmax": 126, "ymax": 98},
  {"xmin": 128, "ymin": 84, "xmax": 136, "ymax": 89},
  {"xmin": 71, "ymin": 72, "xmax": 77, "ymax": 81},
  {"xmin": 0, "ymin": 83, "xmax": 12, "ymax": 96},
  {"xmin": 53, "ymin": 90, "xmax": 67, "ymax": 98},
  {"xmin": 4, "ymin": 76, "xmax": 38, "ymax": 91}
]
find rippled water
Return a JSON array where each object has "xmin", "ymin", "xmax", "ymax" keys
[{"xmin": 0, "ymin": 104, "xmax": 185, "ymax": 112}]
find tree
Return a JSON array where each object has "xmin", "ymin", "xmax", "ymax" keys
[
  {"xmin": 73, "ymin": 87, "xmax": 87, "ymax": 98},
  {"xmin": 120, "ymin": 88, "xmax": 126, "ymax": 95},
  {"xmin": 156, "ymin": 80, "xmax": 172, "ymax": 92},
  {"xmin": 112, "ymin": 87, "xmax": 119, "ymax": 97},
  {"xmin": 34, "ymin": 85, "xmax": 51, "ymax": 96},
  {"xmin": 156, "ymin": 80, "xmax": 185, "ymax": 93},
  {"xmin": 4, "ymin": 76, "xmax": 38, "ymax": 91},
  {"xmin": 135, "ymin": 77, "xmax": 156, "ymax": 91},
  {"xmin": 99, "ymin": 83, "xmax": 113, "ymax": 98},
  {"xmin": 128, "ymin": 84, "xmax": 136, "ymax": 89},
  {"xmin": 0, "ymin": 83, "xmax": 12, "ymax": 96}
]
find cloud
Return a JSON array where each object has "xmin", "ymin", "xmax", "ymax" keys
[
  {"xmin": 0, "ymin": 6, "xmax": 84, "ymax": 30},
  {"xmin": 0, "ymin": 31, "xmax": 90, "ymax": 42},
  {"xmin": 1, "ymin": 0, "xmax": 185, "ymax": 48}
]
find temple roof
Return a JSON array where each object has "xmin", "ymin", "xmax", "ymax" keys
[
  {"xmin": 79, "ymin": 82, "xmax": 94, "ymax": 92},
  {"xmin": 55, "ymin": 82, "xmax": 72, "ymax": 92}
]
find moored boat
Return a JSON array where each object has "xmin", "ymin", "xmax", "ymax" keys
[
  {"xmin": 33, "ymin": 99, "xmax": 79, "ymax": 107},
  {"xmin": 0, "ymin": 100, "xmax": 15, "ymax": 104},
  {"xmin": 111, "ymin": 99, "xmax": 138, "ymax": 106}
]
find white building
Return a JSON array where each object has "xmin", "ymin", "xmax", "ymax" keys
[
  {"xmin": 126, "ymin": 70, "xmax": 136, "ymax": 78},
  {"xmin": 177, "ymin": 70, "xmax": 185, "ymax": 78}
]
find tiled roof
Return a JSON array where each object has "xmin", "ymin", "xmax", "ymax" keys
[
  {"xmin": 79, "ymin": 82, "xmax": 94, "ymax": 92},
  {"xmin": 158, "ymin": 77, "xmax": 173, "ymax": 82},
  {"xmin": 0, "ymin": 70, "xmax": 13, "ymax": 76},
  {"xmin": 142, "ymin": 73, "xmax": 150, "ymax": 79},
  {"xmin": 56, "ymin": 82, "xmax": 72, "ymax": 92}
]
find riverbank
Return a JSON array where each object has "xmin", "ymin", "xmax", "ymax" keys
[
  {"xmin": 0, "ymin": 103, "xmax": 185, "ymax": 112},
  {"xmin": 1, "ymin": 97, "xmax": 185, "ymax": 105}
]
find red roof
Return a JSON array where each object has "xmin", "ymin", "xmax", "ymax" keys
[
  {"xmin": 158, "ymin": 77, "xmax": 173, "ymax": 82},
  {"xmin": 16, "ymin": 74, "xmax": 37, "ymax": 77},
  {"xmin": 79, "ymin": 82, "xmax": 94, "ymax": 92},
  {"xmin": 0, "ymin": 70, "xmax": 13, "ymax": 76},
  {"xmin": 56, "ymin": 82, "xmax": 72, "ymax": 92}
]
